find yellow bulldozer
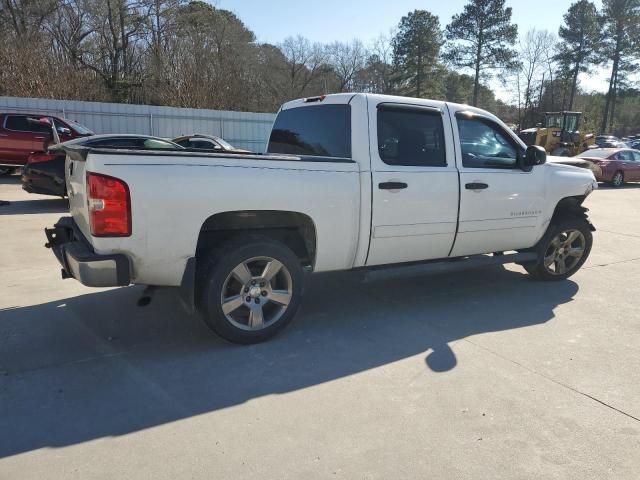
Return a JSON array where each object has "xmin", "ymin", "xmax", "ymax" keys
[{"xmin": 518, "ymin": 112, "xmax": 595, "ymax": 157}]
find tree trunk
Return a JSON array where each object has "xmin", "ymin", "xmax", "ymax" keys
[
  {"xmin": 602, "ymin": 40, "xmax": 621, "ymax": 133},
  {"xmin": 568, "ymin": 63, "xmax": 579, "ymax": 110},
  {"xmin": 473, "ymin": 21, "xmax": 483, "ymax": 107},
  {"xmin": 609, "ymin": 67, "xmax": 619, "ymax": 132}
]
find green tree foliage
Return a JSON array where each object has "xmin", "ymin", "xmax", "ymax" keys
[
  {"xmin": 554, "ymin": 0, "xmax": 601, "ymax": 110},
  {"xmin": 391, "ymin": 10, "xmax": 443, "ymax": 98},
  {"xmin": 444, "ymin": 0, "xmax": 518, "ymax": 107},
  {"xmin": 599, "ymin": 0, "xmax": 640, "ymax": 132}
]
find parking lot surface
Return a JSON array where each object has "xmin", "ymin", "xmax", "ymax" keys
[{"xmin": 1, "ymin": 174, "xmax": 639, "ymax": 479}]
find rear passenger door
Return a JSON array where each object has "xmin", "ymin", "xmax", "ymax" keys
[{"xmin": 366, "ymin": 100, "xmax": 459, "ymax": 266}]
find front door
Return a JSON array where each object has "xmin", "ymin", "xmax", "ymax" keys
[
  {"xmin": 366, "ymin": 100, "xmax": 459, "ymax": 266},
  {"xmin": 450, "ymin": 110, "xmax": 545, "ymax": 257}
]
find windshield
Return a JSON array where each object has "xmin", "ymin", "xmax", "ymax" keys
[
  {"xmin": 544, "ymin": 114, "xmax": 563, "ymax": 128},
  {"xmin": 66, "ymin": 119, "xmax": 94, "ymax": 135},
  {"xmin": 578, "ymin": 149, "xmax": 613, "ymax": 159},
  {"xmin": 213, "ymin": 136, "xmax": 234, "ymax": 150}
]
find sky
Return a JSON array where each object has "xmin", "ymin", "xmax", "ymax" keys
[{"xmin": 214, "ymin": 0, "xmax": 610, "ymax": 101}]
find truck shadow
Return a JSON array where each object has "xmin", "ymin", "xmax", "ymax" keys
[
  {"xmin": 0, "ymin": 198, "xmax": 68, "ymax": 215},
  {"xmin": 0, "ymin": 265, "xmax": 577, "ymax": 458},
  {"xmin": 0, "ymin": 174, "xmax": 21, "ymax": 185}
]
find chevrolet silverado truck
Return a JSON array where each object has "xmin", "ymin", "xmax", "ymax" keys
[{"xmin": 45, "ymin": 94, "xmax": 598, "ymax": 344}]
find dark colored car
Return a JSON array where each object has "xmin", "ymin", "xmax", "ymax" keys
[
  {"xmin": 0, "ymin": 113, "xmax": 93, "ymax": 174},
  {"xmin": 172, "ymin": 134, "xmax": 250, "ymax": 153},
  {"xmin": 630, "ymin": 140, "xmax": 640, "ymax": 151},
  {"xmin": 577, "ymin": 148, "xmax": 640, "ymax": 187},
  {"xmin": 22, "ymin": 134, "xmax": 184, "ymax": 197}
]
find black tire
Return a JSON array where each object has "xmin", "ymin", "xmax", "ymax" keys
[
  {"xmin": 197, "ymin": 236, "xmax": 304, "ymax": 344},
  {"xmin": 611, "ymin": 170, "xmax": 624, "ymax": 188},
  {"xmin": 524, "ymin": 218, "xmax": 592, "ymax": 281}
]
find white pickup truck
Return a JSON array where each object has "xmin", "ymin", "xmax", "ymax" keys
[{"xmin": 45, "ymin": 93, "xmax": 597, "ymax": 343}]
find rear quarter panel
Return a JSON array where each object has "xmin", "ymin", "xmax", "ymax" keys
[{"xmin": 85, "ymin": 153, "xmax": 362, "ymax": 286}]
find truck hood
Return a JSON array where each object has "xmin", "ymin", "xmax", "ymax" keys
[
  {"xmin": 544, "ymin": 157, "xmax": 598, "ymax": 199},
  {"xmin": 546, "ymin": 155, "xmax": 602, "ymax": 177}
]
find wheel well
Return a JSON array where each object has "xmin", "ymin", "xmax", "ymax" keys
[
  {"xmin": 551, "ymin": 196, "xmax": 587, "ymax": 224},
  {"xmin": 196, "ymin": 210, "xmax": 317, "ymax": 269}
]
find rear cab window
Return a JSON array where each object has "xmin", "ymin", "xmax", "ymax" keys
[{"xmin": 267, "ymin": 104, "xmax": 351, "ymax": 159}]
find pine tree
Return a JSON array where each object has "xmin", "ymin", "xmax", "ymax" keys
[
  {"xmin": 392, "ymin": 10, "xmax": 443, "ymax": 98},
  {"xmin": 554, "ymin": 0, "xmax": 601, "ymax": 111},
  {"xmin": 600, "ymin": 0, "xmax": 640, "ymax": 132},
  {"xmin": 444, "ymin": 0, "xmax": 518, "ymax": 107}
]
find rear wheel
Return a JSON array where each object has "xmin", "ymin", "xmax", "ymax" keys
[
  {"xmin": 611, "ymin": 170, "xmax": 624, "ymax": 187},
  {"xmin": 198, "ymin": 236, "xmax": 304, "ymax": 344},
  {"xmin": 524, "ymin": 219, "xmax": 592, "ymax": 281}
]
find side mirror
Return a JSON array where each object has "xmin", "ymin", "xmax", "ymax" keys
[
  {"xmin": 57, "ymin": 126, "xmax": 72, "ymax": 136},
  {"xmin": 523, "ymin": 145, "xmax": 546, "ymax": 170}
]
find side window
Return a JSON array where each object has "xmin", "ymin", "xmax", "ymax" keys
[
  {"xmin": 617, "ymin": 151, "xmax": 633, "ymax": 161},
  {"xmin": 190, "ymin": 140, "xmax": 217, "ymax": 150},
  {"xmin": 377, "ymin": 106, "xmax": 446, "ymax": 167},
  {"xmin": 457, "ymin": 116, "xmax": 521, "ymax": 169},
  {"xmin": 89, "ymin": 138, "xmax": 142, "ymax": 149},
  {"xmin": 5, "ymin": 115, "xmax": 51, "ymax": 133},
  {"xmin": 632, "ymin": 151, "xmax": 640, "ymax": 161}
]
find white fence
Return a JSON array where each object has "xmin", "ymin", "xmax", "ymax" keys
[{"xmin": 0, "ymin": 96, "xmax": 277, "ymax": 151}]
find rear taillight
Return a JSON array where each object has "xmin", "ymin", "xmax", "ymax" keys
[
  {"xmin": 86, "ymin": 172, "xmax": 131, "ymax": 237},
  {"xmin": 28, "ymin": 152, "xmax": 57, "ymax": 164}
]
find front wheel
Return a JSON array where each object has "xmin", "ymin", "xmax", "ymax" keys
[
  {"xmin": 198, "ymin": 236, "xmax": 304, "ymax": 344},
  {"xmin": 524, "ymin": 219, "xmax": 592, "ymax": 281},
  {"xmin": 611, "ymin": 171, "xmax": 624, "ymax": 188}
]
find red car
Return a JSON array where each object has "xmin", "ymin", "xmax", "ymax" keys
[
  {"xmin": 577, "ymin": 148, "xmax": 640, "ymax": 187},
  {"xmin": 0, "ymin": 113, "xmax": 93, "ymax": 175}
]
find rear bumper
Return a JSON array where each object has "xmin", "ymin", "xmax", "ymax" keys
[{"xmin": 45, "ymin": 217, "xmax": 130, "ymax": 287}]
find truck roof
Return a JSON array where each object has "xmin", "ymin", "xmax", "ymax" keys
[{"xmin": 280, "ymin": 93, "xmax": 502, "ymax": 124}]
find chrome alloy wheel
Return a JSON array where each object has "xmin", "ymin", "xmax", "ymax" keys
[
  {"xmin": 543, "ymin": 229, "xmax": 587, "ymax": 276},
  {"xmin": 612, "ymin": 171, "xmax": 624, "ymax": 187},
  {"xmin": 220, "ymin": 256, "xmax": 293, "ymax": 331}
]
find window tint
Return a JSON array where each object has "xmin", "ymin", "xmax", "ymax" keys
[
  {"xmin": 377, "ymin": 106, "xmax": 446, "ymax": 167},
  {"xmin": 458, "ymin": 116, "xmax": 521, "ymax": 169},
  {"xmin": 616, "ymin": 150, "xmax": 634, "ymax": 161},
  {"xmin": 5, "ymin": 115, "xmax": 52, "ymax": 133},
  {"xmin": 88, "ymin": 138, "xmax": 143, "ymax": 149},
  {"xmin": 268, "ymin": 104, "xmax": 351, "ymax": 158},
  {"xmin": 189, "ymin": 139, "xmax": 219, "ymax": 150}
]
